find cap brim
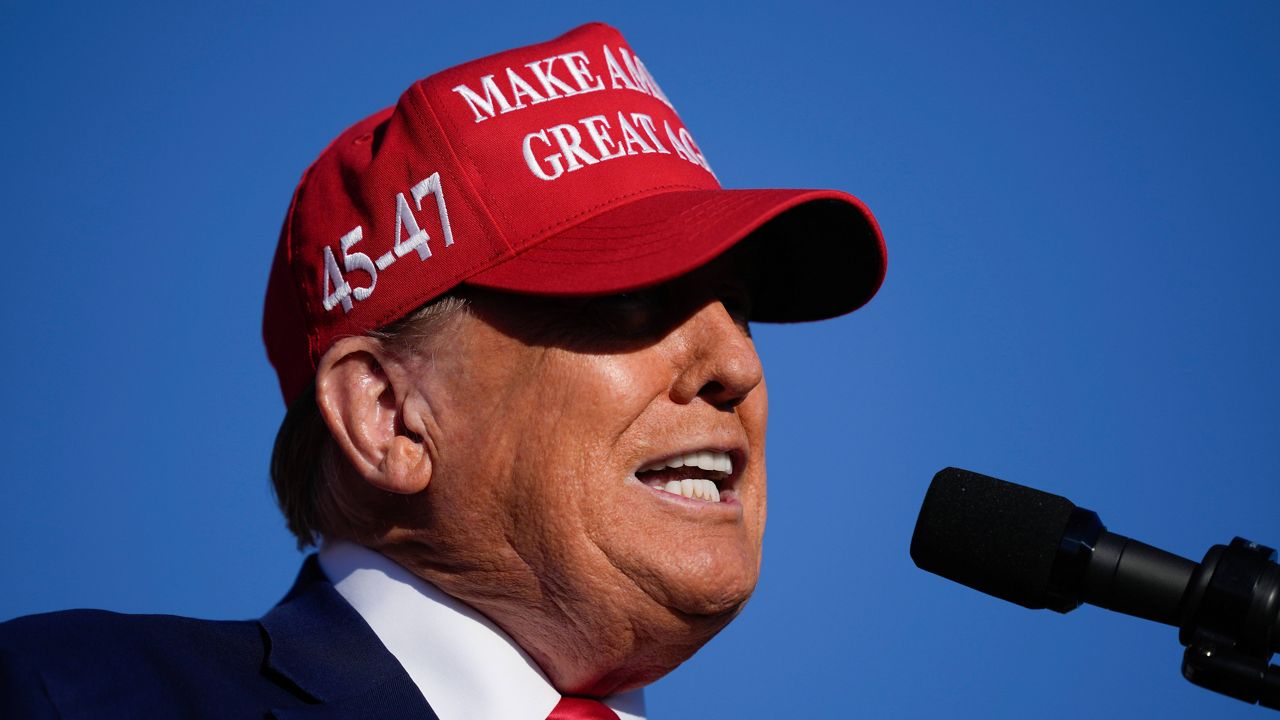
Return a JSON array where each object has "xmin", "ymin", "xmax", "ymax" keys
[{"xmin": 465, "ymin": 188, "xmax": 886, "ymax": 323}]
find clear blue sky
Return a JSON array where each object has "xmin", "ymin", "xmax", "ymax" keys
[{"xmin": 2, "ymin": 2, "xmax": 1278, "ymax": 718}]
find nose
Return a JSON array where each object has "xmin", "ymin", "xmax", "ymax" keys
[{"xmin": 669, "ymin": 300, "xmax": 764, "ymax": 410}]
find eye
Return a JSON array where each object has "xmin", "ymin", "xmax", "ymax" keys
[{"xmin": 584, "ymin": 291, "xmax": 665, "ymax": 337}]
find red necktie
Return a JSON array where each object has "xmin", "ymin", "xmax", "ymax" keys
[{"xmin": 546, "ymin": 696, "xmax": 621, "ymax": 720}]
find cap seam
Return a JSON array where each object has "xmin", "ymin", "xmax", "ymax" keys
[
  {"xmin": 407, "ymin": 81, "xmax": 515, "ymax": 254},
  {"xmin": 287, "ymin": 110, "xmax": 398, "ymax": 375},
  {"xmin": 537, "ymin": 191, "xmax": 763, "ymax": 253},
  {"xmin": 517, "ymin": 183, "xmax": 706, "ymax": 247},
  {"xmin": 503, "ymin": 197, "xmax": 761, "ymax": 265},
  {"xmin": 413, "ymin": 81, "xmax": 517, "ymax": 254},
  {"xmin": 284, "ymin": 161, "xmax": 324, "ymax": 371}
]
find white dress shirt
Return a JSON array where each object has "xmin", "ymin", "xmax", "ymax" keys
[{"xmin": 319, "ymin": 540, "xmax": 646, "ymax": 720}]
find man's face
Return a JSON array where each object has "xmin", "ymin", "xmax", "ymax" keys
[{"xmin": 384, "ymin": 251, "xmax": 767, "ymax": 692}]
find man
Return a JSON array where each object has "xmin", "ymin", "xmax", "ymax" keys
[{"xmin": 1, "ymin": 22, "xmax": 884, "ymax": 719}]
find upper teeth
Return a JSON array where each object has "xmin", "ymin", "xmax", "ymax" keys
[{"xmin": 640, "ymin": 451, "xmax": 732, "ymax": 475}]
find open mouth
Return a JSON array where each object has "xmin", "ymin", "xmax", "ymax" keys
[{"xmin": 634, "ymin": 450, "xmax": 736, "ymax": 503}]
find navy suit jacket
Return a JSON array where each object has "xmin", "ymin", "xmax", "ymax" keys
[{"xmin": 0, "ymin": 557, "xmax": 441, "ymax": 719}]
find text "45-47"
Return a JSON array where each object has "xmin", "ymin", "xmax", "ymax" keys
[{"xmin": 322, "ymin": 172, "xmax": 455, "ymax": 313}]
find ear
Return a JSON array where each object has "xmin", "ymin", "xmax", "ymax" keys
[{"xmin": 315, "ymin": 337, "xmax": 431, "ymax": 494}]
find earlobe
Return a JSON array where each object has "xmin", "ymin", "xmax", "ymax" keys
[{"xmin": 315, "ymin": 338, "xmax": 432, "ymax": 495}]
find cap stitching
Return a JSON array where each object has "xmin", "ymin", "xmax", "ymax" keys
[
  {"xmin": 537, "ymin": 192, "xmax": 762, "ymax": 250},
  {"xmin": 519, "ymin": 183, "xmax": 706, "ymax": 246},
  {"xmin": 420, "ymin": 80, "xmax": 521, "ymax": 250},
  {"xmin": 284, "ymin": 161, "xmax": 324, "ymax": 370},
  {"xmin": 407, "ymin": 81, "xmax": 515, "ymax": 253}
]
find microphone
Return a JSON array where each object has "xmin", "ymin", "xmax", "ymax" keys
[{"xmin": 910, "ymin": 467, "xmax": 1280, "ymax": 710}]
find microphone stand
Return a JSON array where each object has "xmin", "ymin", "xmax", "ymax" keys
[
  {"xmin": 1178, "ymin": 537, "xmax": 1280, "ymax": 710},
  {"xmin": 911, "ymin": 467, "xmax": 1280, "ymax": 710}
]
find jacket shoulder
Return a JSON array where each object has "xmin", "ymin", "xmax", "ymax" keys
[
  {"xmin": 0, "ymin": 609, "xmax": 302, "ymax": 718},
  {"xmin": 2, "ymin": 606, "xmax": 257, "ymax": 642}
]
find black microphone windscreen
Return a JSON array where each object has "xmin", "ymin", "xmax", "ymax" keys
[{"xmin": 910, "ymin": 467, "xmax": 1076, "ymax": 609}]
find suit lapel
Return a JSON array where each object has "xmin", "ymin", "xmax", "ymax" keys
[{"xmin": 260, "ymin": 556, "xmax": 440, "ymax": 720}]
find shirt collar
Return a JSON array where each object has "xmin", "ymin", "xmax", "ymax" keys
[{"xmin": 318, "ymin": 541, "xmax": 646, "ymax": 720}]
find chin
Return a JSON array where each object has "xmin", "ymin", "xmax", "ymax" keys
[
  {"xmin": 535, "ymin": 557, "xmax": 760, "ymax": 697},
  {"xmin": 667, "ymin": 576, "xmax": 756, "ymax": 620},
  {"xmin": 656, "ymin": 541, "xmax": 761, "ymax": 617},
  {"xmin": 570, "ymin": 607, "xmax": 745, "ymax": 697}
]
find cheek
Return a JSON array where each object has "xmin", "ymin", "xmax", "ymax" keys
[
  {"xmin": 520, "ymin": 352, "xmax": 667, "ymax": 467},
  {"xmin": 583, "ymin": 379, "xmax": 770, "ymax": 618},
  {"xmin": 526, "ymin": 353, "xmax": 669, "ymax": 479},
  {"xmin": 590, "ymin": 353, "xmax": 669, "ymax": 406},
  {"xmin": 494, "ymin": 352, "xmax": 671, "ymax": 548},
  {"xmin": 742, "ymin": 378, "xmax": 769, "ymax": 530},
  {"xmin": 593, "ymin": 515, "xmax": 763, "ymax": 617}
]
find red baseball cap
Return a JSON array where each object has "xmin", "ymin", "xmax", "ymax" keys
[{"xmin": 264, "ymin": 22, "xmax": 886, "ymax": 405}]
